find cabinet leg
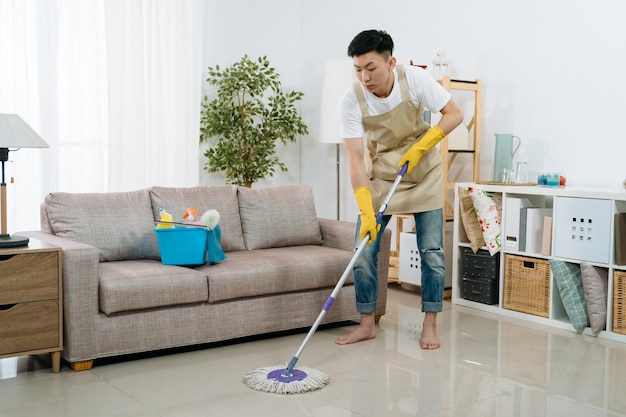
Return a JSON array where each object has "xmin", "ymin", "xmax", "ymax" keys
[{"xmin": 51, "ymin": 352, "xmax": 61, "ymax": 373}]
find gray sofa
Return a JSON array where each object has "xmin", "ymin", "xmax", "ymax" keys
[{"xmin": 18, "ymin": 184, "xmax": 391, "ymax": 371}]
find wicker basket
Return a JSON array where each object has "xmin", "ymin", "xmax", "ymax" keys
[
  {"xmin": 500, "ymin": 322, "xmax": 548, "ymax": 386},
  {"xmin": 613, "ymin": 271, "xmax": 626, "ymax": 335},
  {"xmin": 503, "ymin": 254, "xmax": 550, "ymax": 318}
]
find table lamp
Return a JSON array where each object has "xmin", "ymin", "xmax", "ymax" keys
[{"xmin": 0, "ymin": 114, "xmax": 49, "ymax": 248}]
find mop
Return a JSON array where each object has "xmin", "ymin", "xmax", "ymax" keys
[{"xmin": 243, "ymin": 163, "xmax": 408, "ymax": 394}]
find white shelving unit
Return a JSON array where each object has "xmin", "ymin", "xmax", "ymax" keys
[{"xmin": 451, "ymin": 182, "xmax": 626, "ymax": 344}]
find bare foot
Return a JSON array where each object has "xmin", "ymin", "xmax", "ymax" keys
[
  {"xmin": 420, "ymin": 312, "xmax": 440, "ymax": 349},
  {"xmin": 336, "ymin": 313, "xmax": 376, "ymax": 345}
]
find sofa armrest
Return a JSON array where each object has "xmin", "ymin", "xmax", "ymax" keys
[
  {"xmin": 318, "ymin": 219, "xmax": 391, "ymax": 316},
  {"xmin": 318, "ymin": 217, "xmax": 392, "ymax": 271},
  {"xmin": 16, "ymin": 230, "xmax": 101, "ymax": 361}
]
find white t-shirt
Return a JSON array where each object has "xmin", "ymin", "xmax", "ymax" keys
[{"xmin": 338, "ymin": 65, "xmax": 451, "ymax": 139}]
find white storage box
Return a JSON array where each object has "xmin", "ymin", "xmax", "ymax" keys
[
  {"xmin": 520, "ymin": 208, "xmax": 553, "ymax": 254},
  {"xmin": 399, "ymin": 232, "xmax": 421, "ymax": 286},
  {"xmin": 553, "ymin": 197, "xmax": 612, "ymax": 263}
]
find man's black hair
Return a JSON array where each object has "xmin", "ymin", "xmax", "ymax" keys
[{"xmin": 347, "ymin": 29, "xmax": 394, "ymax": 58}]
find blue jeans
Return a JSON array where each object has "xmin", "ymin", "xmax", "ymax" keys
[{"xmin": 353, "ymin": 209, "xmax": 445, "ymax": 314}]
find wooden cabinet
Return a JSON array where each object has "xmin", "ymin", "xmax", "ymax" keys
[
  {"xmin": 0, "ymin": 239, "xmax": 63, "ymax": 372},
  {"xmin": 439, "ymin": 76, "xmax": 482, "ymax": 221},
  {"xmin": 389, "ymin": 74, "xmax": 482, "ymax": 294},
  {"xmin": 388, "ymin": 214, "xmax": 413, "ymax": 283}
]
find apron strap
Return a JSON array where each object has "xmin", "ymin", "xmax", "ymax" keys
[
  {"xmin": 353, "ymin": 82, "xmax": 369, "ymax": 117},
  {"xmin": 396, "ymin": 65, "xmax": 410, "ymax": 102}
]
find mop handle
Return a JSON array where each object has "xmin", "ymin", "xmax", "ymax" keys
[
  {"xmin": 375, "ymin": 162, "xmax": 408, "ymax": 224},
  {"xmin": 153, "ymin": 220, "xmax": 207, "ymax": 228},
  {"xmin": 283, "ymin": 163, "xmax": 408, "ymax": 376}
]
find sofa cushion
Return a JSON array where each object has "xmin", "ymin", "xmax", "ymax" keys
[
  {"xmin": 40, "ymin": 202, "xmax": 53, "ymax": 233},
  {"xmin": 45, "ymin": 190, "xmax": 160, "ymax": 261},
  {"xmin": 149, "ymin": 185, "xmax": 246, "ymax": 252},
  {"xmin": 458, "ymin": 187, "xmax": 485, "ymax": 253},
  {"xmin": 549, "ymin": 259, "xmax": 589, "ymax": 333},
  {"xmin": 99, "ymin": 260, "xmax": 209, "ymax": 315},
  {"xmin": 238, "ymin": 185, "xmax": 323, "ymax": 250},
  {"xmin": 580, "ymin": 262, "xmax": 608, "ymax": 336},
  {"xmin": 468, "ymin": 186, "xmax": 502, "ymax": 256},
  {"xmin": 201, "ymin": 246, "xmax": 353, "ymax": 303}
]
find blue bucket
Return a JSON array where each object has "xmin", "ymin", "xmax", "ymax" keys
[{"xmin": 154, "ymin": 227, "xmax": 207, "ymax": 265}]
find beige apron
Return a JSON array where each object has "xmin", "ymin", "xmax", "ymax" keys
[{"xmin": 354, "ymin": 64, "xmax": 443, "ymax": 215}]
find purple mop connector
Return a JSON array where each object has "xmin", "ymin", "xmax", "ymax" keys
[{"xmin": 323, "ymin": 296, "xmax": 335, "ymax": 312}]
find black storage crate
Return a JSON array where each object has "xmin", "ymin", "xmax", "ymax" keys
[
  {"xmin": 461, "ymin": 248, "xmax": 500, "ymax": 305},
  {"xmin": 462, "ymin": 276, "xmax": 499, "ymax": 304},
  {"xmin": 462, "ymin": 248, "xmax": 500, "ymax": 280}
]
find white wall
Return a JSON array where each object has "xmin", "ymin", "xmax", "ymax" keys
[{"xmin": 201, "ymin": 0, "xmax": 626, "ymax": 221}]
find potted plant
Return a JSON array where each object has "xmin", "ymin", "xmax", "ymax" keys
[{"xmin": 199, "ymin": 55, "xmax": 309, "ymax": 187}]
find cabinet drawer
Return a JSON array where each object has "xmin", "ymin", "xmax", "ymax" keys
[
  {"xmin": 0, "ymin": 252, "xmax": 58, "ymax": 304},
  {"xmin": 0, "ymin": 300, "xmax": 60, "ymax": 355}
]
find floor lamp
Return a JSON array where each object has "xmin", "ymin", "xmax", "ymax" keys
[
  {"xmin": 0, "ymin": 114, "xmax": 49, "ymax": 248},
  {"xmin": 318, "ymin": 59, "xmax": 354, "ymax": 220}
]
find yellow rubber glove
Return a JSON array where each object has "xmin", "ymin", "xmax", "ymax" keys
[
  {"xmin": 398, "ymin": 125, "xmax": 446, "ymax": 174},
  {"xmin": 354, "ymin": 187, "xmax": 380, "ymax": 244}
]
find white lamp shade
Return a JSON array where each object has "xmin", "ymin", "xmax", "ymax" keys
[
  {"xmin": 0, "ymin": 114, "xmax": 48, "ymax": 149},
  {"xmin": 318, "ymin": 59, "xmax": 354, "ymax": 144}
]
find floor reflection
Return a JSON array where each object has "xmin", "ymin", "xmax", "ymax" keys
[
  {"xmin": 449, "ymin": 306, "xmax": 626, "ymax": 416},
  {"xmin": 0, "ymin": 286, "xmax": 625, "ymax": 417}
]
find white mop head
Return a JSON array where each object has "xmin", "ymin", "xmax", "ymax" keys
[
  {"xmin": 200, "ymin": 209, "xmax": 220, "ymax": 230},
  {"xmin": 243, "ymin": 365, "xmax": 329, "ymax": 394}
]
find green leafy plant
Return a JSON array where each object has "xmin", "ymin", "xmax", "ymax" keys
[{"xmin": 199, "ymin": 55, "xmax": 309, "ymax": 187}]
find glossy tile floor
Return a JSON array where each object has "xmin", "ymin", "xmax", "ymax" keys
[{"xmin": 2, "ymin": 284, "xmax": 626, "ymax": 417}]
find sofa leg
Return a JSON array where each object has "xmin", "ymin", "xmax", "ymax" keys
[
  {"xmin": 70, "ymin": 360, "xmax": 94, "ymax": 371},
  {"xmin": 375, "ymin": 315, "xmax": 382, "ymax": 324}
]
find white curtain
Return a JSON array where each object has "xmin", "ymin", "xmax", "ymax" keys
[{"xmin": 0, "ymin": 0, "xmax": 205, "ymax": 232}]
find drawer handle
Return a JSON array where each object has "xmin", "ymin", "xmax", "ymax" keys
[
  {"xmin": 523, "ymin": 261, "xmax": 536, "ymax": 269},
  {"xmin": 0, "ymin": 304, "xmax": 17, "ymax": 311},
  {"xmin": 0, "ymin": 254, "xmax": 16, "ymax": 262}
]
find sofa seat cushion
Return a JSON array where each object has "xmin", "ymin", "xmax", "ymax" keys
[
  {"xmin": 99, "ymin": 260, "xmax": 209, "ymax": 315},
  {"xmin": 201, "ymin": 246, "xmax": 354, "ymax": 303},
  {"xmin": 149, "ymin": 185, "xmax": 246, "ymax": 252},
  {"xmin": 237, "ymin": 185, "xmax": 323, "ymax": 250},
  {"xmin": 45, "ymin": 190, "xmax": 160, "ymax": 261}
]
